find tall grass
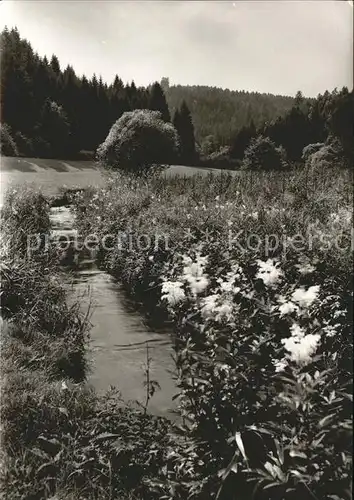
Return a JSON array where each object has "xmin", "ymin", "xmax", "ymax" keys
[{"xmin": 0, "ymin": 186, "xmax": 179, "ymax": 500}]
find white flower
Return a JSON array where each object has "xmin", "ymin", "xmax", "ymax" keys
[
  {"xmin": 215, "ymin": 302, "xmax": 233, "ymax": 322},
  {"xmin": 161, "ymin": 281, "xmax": 185, "ymax": 306},
  {"xmin": 256, "ymin": 259, "xmax": 283, "ymax": 287},
  {"xmin": 183, "ymin": 253, "xmax": 209, "ymax": 296},
  {"xmin": 289, "ymin": 323, "xmax": 306, "ymax": 338},
  {"xmin": 291, "ymin": 285, "xmax": 320, "ymax": 308},
  {"xmin": 201, "ymin": 294, "xmax": 219, "ymax": 317},
  {"xmin": 201, "ymin": 295, "xmax": 233, "ymax": 322},
  {"xmin": 188, "ymin": 276, "xmax": 209, "ymax": 296},
  {"xmin": 273, "ymin": 359, "xmax": 288, "ymax": 372},
  {"xmin": 278, "ymin": 301, "xmax": 298, "ymax": 317},
  {"xmin": 322, "ymin": 324, "xmax": 337, "ymax": 338},
  {"xmin": 295, "ymin": 262, "xmax": 315, "ymax": 275},
  {"xmin": 281, "ymin": 323, "xmax": 321, "ymax": 366}
]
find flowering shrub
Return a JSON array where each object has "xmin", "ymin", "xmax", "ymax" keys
[{"xmin": 73, "ymin": 168, "xmax": 352, "ymax": 499}]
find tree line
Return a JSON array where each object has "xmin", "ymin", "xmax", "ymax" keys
[
  {"xmin": 0, "ymin": 27, "xmax": 196, "ymax": 162},
  {"xmin": 1, "ymin": 27, "xmax": 353, "ymax": 169}
]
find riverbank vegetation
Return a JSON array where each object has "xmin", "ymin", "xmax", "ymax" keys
[
  {"xmin": 70, "ymin": 163, "xmax": 352, "ymax": 499},
  {"xmin": 1, "ymin": 159, "xmax": 352, "ymax": 499},
  {"xmin": 0, "ymin": 187, "xmax": 179, "ymax": 499}
]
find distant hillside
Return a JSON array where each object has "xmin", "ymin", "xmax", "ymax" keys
[{"xmin": 164, "ymin": 84, "xmax": 295, "ymax": 145}]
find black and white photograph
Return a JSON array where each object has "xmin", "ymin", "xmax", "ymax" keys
[{"xmin": 0, "ymin": 0, "xmax": 353, "ymax": 498}]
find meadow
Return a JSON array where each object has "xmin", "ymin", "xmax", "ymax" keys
[{"xmin": 1, "ymin": 163, "xmax": 352, "ymax": 499}]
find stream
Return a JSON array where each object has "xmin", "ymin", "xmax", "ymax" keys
[{"xmin": 50, "ymin": 206, "xmax": 178, "ymax": 420}]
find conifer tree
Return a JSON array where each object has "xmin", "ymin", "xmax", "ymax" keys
[
  {"xmin": 173, "ymin": 100, "xmax": 196, "ymax": 164},
  {"xmin": 149, "ymin": 82, "xmax": 171, "ymax": 122}
]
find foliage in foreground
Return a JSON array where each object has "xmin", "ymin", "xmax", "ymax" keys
[
  {"xmin": 0, "ymin": 186, "xmax": 181, "ymax": 500},
  {"xmin": 72, "ymin": 166, "xmax": 353, "ymax": 499}
]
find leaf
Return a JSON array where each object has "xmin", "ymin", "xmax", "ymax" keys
[
  {"xmin": 235, "ymin": 431, "xmax": 248, "ymax": 463},
  {"xmin": 215, "ymin": 448, "xmax": 239, "ymax": 500},
  {"xmin": 318, "ymin": 413, "xmax": 336, "ymax": 428},
  {"xmin": 36, "ymin": 461, "xmax": 57, "ymax": 477},
  {"xmin": 93, "ymin": 432, "xmax": 121, "ymax": 443},
  {"xmin": 289, "ymin": 449, "xmax": 307, "ymax": 459},
  {"xmin": 274, "ymin": 439, "xmax": 284, "ymax": 465}
]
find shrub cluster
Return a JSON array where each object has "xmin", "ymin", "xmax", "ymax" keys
[{"xmin": 242, "ymin": 135, "xmax": 288, "ymax": 171}]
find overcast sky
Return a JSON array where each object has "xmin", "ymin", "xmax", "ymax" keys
[{"xmin": 1, "ymin": 1, "xmax": 352, "ymax": 97}]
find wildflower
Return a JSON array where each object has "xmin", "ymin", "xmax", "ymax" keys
[
  {"xmin": 273, "ymin": 359, "xmax": 288, "ymax": 372},
  {"xmin": 183, "ymin": 253, "xmax": 209, "ymax": 296},
  {"xmin": 161, "ymin": 281, "xmax": 185, "ymax": 306},
  {"xmin": 148, "ymin": 255, "xmax": 154, "ymax": 262},
  {"xmin": 278, "ymin": 301, "xmax": 298, "ymax": 317},
  {"xmin": 188, "ymin": 276, "xmax": 209, "ymax": 295},
  {"xmin": 281, "ymin": 323, "xmax": 321, "ymax": 366},
  {"xmin": 215, "ymin": 195, "xmax": 220, "ymax": 201},
  {"xmin": 295, "ymin": 258, "xmax": 316, "ymax": 275},
  {"xmin": 289, "ymin": 323, "xmax": 305, "ymax": 338},
  {"xmin": 215, "ymin": 302, "xmax": 233, "ymax": 322},
  {"xmin": 256, "ymin": 259, "xmax": 283, "ymax": 287},
  {"xmin": 201, "ymin": 294, "xmax": 218, "ymax": 317},
  {"xmin": 291, "ymin": 285, "xmax": 320, "ymax": 308},
  {"xmin": 201, "ymin": 295, "xmax": 233, "ymax": 322},
  {"xmin": 322, "ymin": 324, "xmax": 336, "ymax": 338}
]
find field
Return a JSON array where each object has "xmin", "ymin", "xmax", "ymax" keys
[{"xmin": 0, "ymin": 157, "xmax": 230, "ymax": 206}]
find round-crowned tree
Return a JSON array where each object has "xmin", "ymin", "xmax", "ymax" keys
[
  {"xmin": 96, "ymin": 109, "xmax": 179, "ymax": 174},
  {"xmin": 242, "ymin": 135, "xmax": 287, "ymax": 171}
]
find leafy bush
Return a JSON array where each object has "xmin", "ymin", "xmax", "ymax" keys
[
  {"xmin": 96, "ymin": 109, "xmax": 179, "ymax": 174},
  {"xmin": 242, "ymin": 135, "xmax": 287, "ymax": 171},
  {"xmin": 306, "ymin": 140, "xmax": 344, "ymax": 173},
  {"xmin": 0, "ymin": 122, "xmax": 19, "ymax": 157}
]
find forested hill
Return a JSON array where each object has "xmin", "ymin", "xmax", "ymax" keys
[{"xmin": 164, "ymin": 83, "xmax": 295, "ymax": 144}]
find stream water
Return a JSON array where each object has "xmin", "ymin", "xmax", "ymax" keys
[{"xmin": 50, "ymin": 206, "xmax": 177, "ymax": 419}]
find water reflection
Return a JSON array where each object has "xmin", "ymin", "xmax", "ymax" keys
[{"xmin": 50, "ymin": 206, "xmax": 178, "ymax": 419}]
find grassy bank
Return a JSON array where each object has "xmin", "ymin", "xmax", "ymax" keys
[
  {"xmin": 71, "ymin": 165, "xmax": 353, "ymax": 499},
  {"xmin": 0, "ymin": 187, "xmax": 182, "ymax": 500}
]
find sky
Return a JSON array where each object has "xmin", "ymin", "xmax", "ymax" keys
[{"xmin": 0, "ymin": 0, "xmax": 353, "ymax": 97}]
